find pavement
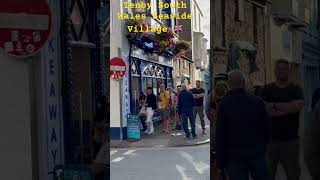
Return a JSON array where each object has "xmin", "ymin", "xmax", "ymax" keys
[
  {"xmin": 110, "ymin": 144, "xmax": 210, "ymax": 180},
  {"xmin": 111, "ymin": 117, "xmax": 210, "ymax": 148}
]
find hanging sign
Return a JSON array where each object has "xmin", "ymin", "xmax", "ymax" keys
[
  {"xmin": 0, "ymin": 0, "xmax": 52, "ymax": 58},
  {"xmin": 110, "ymin": 57, "xmax": 126, "ymax": 80}
]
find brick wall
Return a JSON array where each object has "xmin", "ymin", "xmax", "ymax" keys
[{"xmin": 212, "ymin": 0, "xmax": 267, "ymax": 88}]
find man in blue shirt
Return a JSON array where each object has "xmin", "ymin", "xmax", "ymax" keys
[{"xmin": 178, "ymin": 84, "xmax": 197, "ymax": 139}]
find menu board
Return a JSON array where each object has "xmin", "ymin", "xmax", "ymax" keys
[{"xmin": 127, "ymin": 114, "xmax": 141, "ymax": 140}]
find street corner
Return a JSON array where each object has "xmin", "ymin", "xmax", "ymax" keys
[{"xmin": 110, "ymin": 130, "xmax": 210, "ymax": 149}]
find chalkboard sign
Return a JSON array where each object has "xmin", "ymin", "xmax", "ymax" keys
[
  {"xmin": 127, "ymin": 114, "xmax": 141, "ymax": 140},
  {"xmin": 54, "ymin": 165, "xmax": 93, "ymax": 180}
]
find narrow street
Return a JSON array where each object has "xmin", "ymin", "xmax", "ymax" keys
[{"xmin": 111, "ymin": 145, "xmax": 210, "ymax": 180}]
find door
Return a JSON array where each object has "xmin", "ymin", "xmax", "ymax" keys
[{"xmin": 68, "ymin": 47, "xmax": 94, "ymax": 164}]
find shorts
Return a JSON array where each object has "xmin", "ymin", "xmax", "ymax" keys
[{"xmin": 160, "ymin": 109, "xmax": 170, "ymax": 119}]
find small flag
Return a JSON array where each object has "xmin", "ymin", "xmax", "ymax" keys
[{"xmin": 174, "ymin": 25, "xmax": 183, "ymax": 32}]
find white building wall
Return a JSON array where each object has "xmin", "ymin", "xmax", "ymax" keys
[
  {"xmin": 110, "ymin": 0, "xmax": 122, "ymax": 129},
  {"xmin": 0, "ymin": 54, "xmax": 33, "ymax": 180},
  {"xmin": 110, "ymin": 0, "xmax": 131, "ymax": 139}
]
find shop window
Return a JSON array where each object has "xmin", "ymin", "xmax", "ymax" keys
[
  {"xmin": 142, "ymin": 64, "xmax": 165, "ymax": 78},
  {"xmin": 132, "ymin": 77, "xmax": 140, "ymax": 113},
  {"xmin": 167, "ymin": 79, "xmax": 173, "ymax": 88},
  {"xmin": 131, "ymin": 60, "xmax": 139, "ymax": 76},
  {"xmin": 176, "ymin": 60, "xmax": 180, "ymax": 76}
]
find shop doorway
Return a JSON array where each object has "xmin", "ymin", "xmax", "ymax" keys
[{"xmin": 65, "ymin": 46, "xmax": 95, "ymax": 164}]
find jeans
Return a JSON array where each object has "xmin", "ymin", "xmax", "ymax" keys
[
  {"xmin": 193, "ymin": 106, "xmax": 206, "ymax": 130},
  {"xmin": 227, "ymin": 155, "xmax": 270, "ymax": 180},
  {"xmin": 268, "ymin": 139, "xmax": 300, "ymax": 180},
  {"xmin": 181, "ymin": 111, "xmax": 196, "ymax": 138}
]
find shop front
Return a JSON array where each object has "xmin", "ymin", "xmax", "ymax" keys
[
  {"xmin": 129, "ymin": 52, "xmax": 174, "ymax": 114},
  {"xmin": 60, "ymin": 0, "xmax": 108, "ymax": 169}
]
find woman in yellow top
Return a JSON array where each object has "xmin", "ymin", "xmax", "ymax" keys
[{"xmin": 159, "ymin": 83, "xmax": 170, "ymax": 134}]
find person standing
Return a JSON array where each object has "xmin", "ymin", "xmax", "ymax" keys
[
  {"xmin": 260, "ymin": 59, "xmax": 304, "ymax": 180},
  {"xmin": 191, "ymin": 80, "xmax": 207, "ymax": 134},
  {"xmin": 138, "ymin": 92, "xmax": 148, "ymax": 133},
  {"xmin": 159, "ymin": 83, "xmax": 170, "ymax": 134},
  {"xmin": 92, "ymin": 142, "xmax": 109, "ymax": 180},
  {"xmin": 216, "ymin": 70, "xmax": 271, "ymax": 180},
  {"xmin": 178, "ymin": 84, "xmax": 197, "ymax": 139},
  {"xmin": 167, "ymin": 87, "xmax": 175, "ymax": 129},
  {"xmin": 304, "ymin": 88, "xmax": 320, "ymax": 180},
  {"xmin": 174, "ymin": 85, "xmax": 183, "ymax": 132},
  {"xmin": 206, "ymin": 82, "xmax": 229, "ymax": 128},
  {"xmin": 145, "ymin": 87, "xmax": 157, "ymax": 135},
  {"xmin": 177, "ymin": 85, "xmax": 182, "ymax": 94},
  {"xmin": 206, "ymin": 82, "xmax": 229, "ymax": 179}
]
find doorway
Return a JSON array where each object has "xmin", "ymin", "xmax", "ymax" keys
[{"xmin": 66, "ymin": 46, "xmax": 95, "ymax": 164}]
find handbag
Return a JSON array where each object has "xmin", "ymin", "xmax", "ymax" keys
[{"xmin": 139, "ymin": 107, "xmax": 146, "ymax": 115}]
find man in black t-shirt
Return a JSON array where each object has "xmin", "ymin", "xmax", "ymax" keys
[
  {"xmin": 191, "ymin": 80, "xmax": 206, "ymax": 134},
  {"xmin": 261, "ymin": 59, "xmax": 304, "ymax": 180}
]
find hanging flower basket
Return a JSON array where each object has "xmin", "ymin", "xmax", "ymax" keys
[
  {"xmin": 174, "ymin": 40, "xmax": 191, "ymax": 54},
  {"xmin": 125, "ymin": 20, "xmax": 182, "ymax": 58},
  {"xmin": 155, "ymin": 30, "xmax": 175, "ymax": 40}
]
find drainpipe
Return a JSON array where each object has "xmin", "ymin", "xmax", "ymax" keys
[{"xmin": 118, "ymin": 48, "xmax": 123, "ymax": 141}]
